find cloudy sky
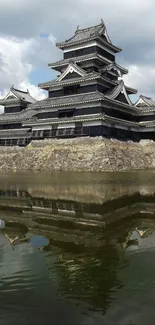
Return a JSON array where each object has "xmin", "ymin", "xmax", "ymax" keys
[{"xmin": 0, "ymin": 0, "xmax": 155, "ymax": 108}]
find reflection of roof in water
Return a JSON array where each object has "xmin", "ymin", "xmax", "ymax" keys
[
  {"xmin": 1, "ymin": 189, "xmax": 155, "ymax": 252},
  {"xmin": 0, "ymin": 221, "xmax": 29, "ymax": 248}
]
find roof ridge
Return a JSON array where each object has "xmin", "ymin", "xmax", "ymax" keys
[
  {"xmin": 95, "ymin": 90, "xmax": 105, "ymax": 97},
  {"xmin": 9, "ymin": 86, "xmax": 36, "ymax": 103},
  {"xmin": 64, "ymin": 21, "xmax": 104, "ymax": 44},
  {"xmin": 107, "ymin": 80, "xmax": 124, "ymax": 93},
  {"xmin": 141, "ymin": 94, "xmax": 152, "ymax": 100},
  {"xmin": 101, "ymin": 62, "xmax": 116, "ymax": 71},
  {"xmin": 39, "ymin": 72, "xmax": 99, "ymax": 89},
  {"xmin": 75, "ymin": 22, "xmax": 103, "ymax": 34},
  {"xmin": 106, "ymin": 81, "xmax": 133, "ymax": 105},
  {"xmin": 69, "ymin": 60, "xmax": 85, "ymax": 70},
  {"xmin": 12, "ymin": 87, "xmax": 29, "ymax": 94},
  {"xmin": 105, "ymin": 80, "xmax": 124, "ymax": 99},
  {"xmin": 32, "ymin": 91, "xmax": 100, "ymax": 105},
  {"xmin": 48, "ymin": 52, "xmax": 101, "ymax": 67}
]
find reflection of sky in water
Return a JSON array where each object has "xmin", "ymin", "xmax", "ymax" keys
[
  {"xmin": 126, "ymin": 230, "xmax": 155, "ymax": 253},
  {"xmin": 0, "ymin": 220, "xmax": 5, "ymax": 229},
  {"xmin": 30, "ymin": 235, "xmax": 49, "ymax": 248},
  {"xmin": 0, "ymin": 233, "xmax": 49, "ymax": 280}
]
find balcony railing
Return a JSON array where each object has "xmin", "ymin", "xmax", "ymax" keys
[
  {"xmin": 32, "ymin": 128, "xmax": 86, "ymax": 139},
  {"xmin": 0, "ymin": 126, "xmax": 101, "ymax": 147}
]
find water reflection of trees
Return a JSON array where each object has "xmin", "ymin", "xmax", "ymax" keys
[{"xmin": 0, "ymin": 221, "xmax": 29, "ymax": 247}]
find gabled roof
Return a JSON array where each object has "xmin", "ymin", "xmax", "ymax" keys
[
  {"xmin": 135, "ymin": 95, "xmax": 155, "ymax": 107},
  {"xmin": 105, "ymin": 80, "xmax": 133, "ymax": 105},
  {"xmin": 39, "ymin": 69, "xmax": 136, "ymax": 96},
  {"xmin": 63, "ymin": 21, "xmax": 111, "ymax": 44},
  {"xmin": 125, "ymin": 86, "xmax": 137, "ymax": 95},
  {"xmin": 0, "ymin": 86, "xmax": 36, "ymax": 106},
  {"xmin": 56, "ymin": 21, "xmax": 121, "ymax": 53},
  {"xmin": 101, "ymin": 64, "xmax": 137, "ymax": 94},
  {"xmin": 57, "ymin": 62, "xmax": 86, "ymax": 82},
  {"xmin": 101, "ymin": 62, "xmax": 128, "ymax": 76},
  {"xmin": 48, "ymin": 53, "xmax": 111, "ymax": 72},
  {"xmin": 39, "ymin": 72, "xmax": 99, "ymax": 90}
]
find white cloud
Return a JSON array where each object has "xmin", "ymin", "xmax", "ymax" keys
[
  {"xmin": 0, "ymin": 0, "xmax": 155, "ymax": 102},
  {"xmin": 0, "ymin": 35, "xmax": 47, "ymax": 104},
  {"xmin": 47, "ymin": 34, "xmax": 56, "ymax": 44},
  {"xmin": 124, "ymin": 65, "xmax": 155, "ymax": 98},
  {"xmin": 18, "ymin": 81, "xmax": 45, "ymax": 100},
  {"xmin": 0, "ymin": 36, "xmax": 34, "ymax": 89},
  {"xmin": 0, "ymin": 34, "xmax": 48, "ymax": 113}
]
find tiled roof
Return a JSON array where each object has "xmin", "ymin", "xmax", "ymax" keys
[
  {"xmin": 48, "ymin": 53, "xmax": 110, "ymax": 69},
  {"xmin": 138, "ymin": 106, "xmax": 155, "ymax": 111},
  {"xmin": 57, "ymin": 23, "xmax": 104, "ymax": 46},
  {"xmin": 29, "ymin": 91, "xmax": 104, "ymax": 109},
  {"xmin": 39, "ymin": 71, "xmax": 124, "ymax": 90},
  {"xmin": 105, "ymin": 80, "xmax": 124, "ymax": 100},
  {"xmin": 0, "ymin": 97, "xmax": 19, "ymax": 106},
  {"xmin": 138, "ymin": 95, "xmax": 155, "ymax": 107},
  {"xmin": 126, "ymin": 86, "xmax": 137, "ymax": 95},
  {"xmin": 105, "ymin": 80, "xmax": 133, "ymax": 105},
  {"xmin": 67, "ymin": 23, "xmax": 105, "ymax": 42},
  {"xmin": 140, "ymin": 120, "xmax": 155, "ymax": 127},
  {"xmin": 0, "ymin": 128, "xmax": 31, "ymax": 138},
  {"xmin": 101, "ymin": 62, "xmax": 128, "ymax": 75},
  {"xmin": 11, "ymin": 87, "xmax": 36, "ymax": 104},
  {"xmin": 40, "ymin": 68, "xmax": 134, "ymax": 95},
  {"xmin": 23, "ymin": 113, "xmax": 104, "ymax": 126},
  {"xmin": 32, "ymin": 83, "xmax": 137, "ymax": 111},
  {"xmin": 0, "ymin": 87, "xmax": 36, "ymax": 105},
  {"xmin": 56, "ymin": 21, "xmax": 121, "ymax": 52},
  {"xmin": 39, "ymin": 72, "xmax": 99, "ymax": 89},
  {"xmin": 56, "ymin": 61, "xmax": 87, "ymax": 82},
  {"xmin": 0, "ymin": 109, "xmax": 36, "ymax": 123}
]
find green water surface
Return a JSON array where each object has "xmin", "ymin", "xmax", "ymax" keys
[{"xmin": 0, "ymin": 171, "xmax": 155, "ymax": 325}]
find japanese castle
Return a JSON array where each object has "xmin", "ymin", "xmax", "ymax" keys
[{"xmin": 0, "ymin": 20, "xmax": 155, "ymax": 146}]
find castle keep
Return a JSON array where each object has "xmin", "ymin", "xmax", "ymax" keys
[{"xmin": 0, "ymin": 20, "xmax": 155, "ymax": 146}]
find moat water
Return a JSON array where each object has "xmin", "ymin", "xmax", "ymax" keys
[{"xmin": 1, "ymin": 171, "xmax": 155, "ymax": 324}]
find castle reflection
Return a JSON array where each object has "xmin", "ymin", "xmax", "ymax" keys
[
  {"xmin": 1, "ymin": 181, "xmax": 155, "ymax": 314},
  {"xmin": 0, "ymin": 187, "xmax": 155, "ymax": 251}
]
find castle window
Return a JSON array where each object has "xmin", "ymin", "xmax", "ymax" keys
[
  {"xmin": 58, "ymin": 109, "xmax": 74, "ymax": 118},
  {"xmin": 63, "ymin": 85, "xmax": 80, "ymax": 95}
]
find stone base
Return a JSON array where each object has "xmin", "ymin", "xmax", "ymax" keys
[{"xmin": 0, "ymin": 137, "xmax": 154, "ymax": 172}]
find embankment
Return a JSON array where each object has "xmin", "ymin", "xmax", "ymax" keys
[{"xmin": 0, "ymin": 137, "xmax": 155, "ymax": 172}]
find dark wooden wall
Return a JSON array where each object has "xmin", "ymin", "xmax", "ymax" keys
[
  {"xmin": 49, "ymin": 83, "xmax": 109, "ymax": 98},
  {"xmin": 64, "ymin": 46, "xmax": 115, "ymax": 62},
  {"xmin": 4, "ymin": 106, "xmax": 25, "ymax": 114},
  {"xmin": 0, "ymin": 123, "xmax": 22, "ymax": 129}
]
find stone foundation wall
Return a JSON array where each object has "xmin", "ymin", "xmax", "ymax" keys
[{"xmin": 0, "ymin": 137, "xmax": 155, "ymax": 172}]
